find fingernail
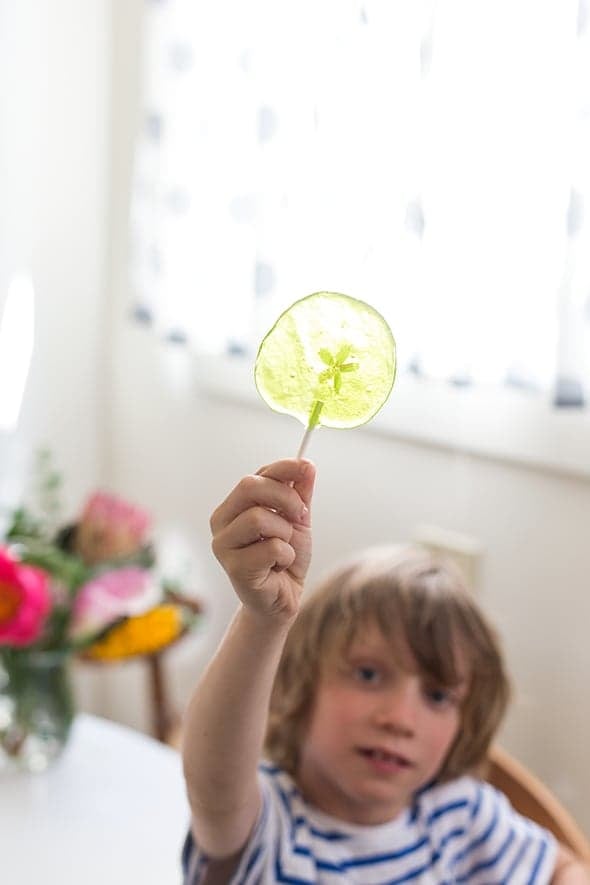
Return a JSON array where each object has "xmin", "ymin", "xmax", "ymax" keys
[{"xmin": 300, "ymin": 505, "xmax": 309, "ymax": 522}]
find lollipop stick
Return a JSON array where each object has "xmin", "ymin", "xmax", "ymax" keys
[
  {"xmin": 297, "ymin": 400, "xmax": 323, "ymax": 459},
  {"xmin": 296, "ymin": 426, "xmax": 314, "ymax": 459}
]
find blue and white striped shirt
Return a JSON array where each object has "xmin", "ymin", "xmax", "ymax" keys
[{"xmin": 182, "ymin": 763, "xmax": 557, "ymax": 884}]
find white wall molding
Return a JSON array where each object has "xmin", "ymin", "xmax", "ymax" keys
[{"xmin": 192, "ymin": 353, "xmax": 590, "ymax": 481}]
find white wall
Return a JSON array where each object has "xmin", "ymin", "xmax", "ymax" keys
[
  {"xmin": 0, "ymin": 0, "xmax": 109, "ymax": 504},
  {"xmin": 0, "ymin": 1, "xmax": 110, "ymax": 708}
]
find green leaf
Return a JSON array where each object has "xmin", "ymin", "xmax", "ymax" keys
[
  {"xmin": 14, "ymin": 540, "xmax": 89, "ymax": 591},
  {"xmin": 335, "ymin": 343, "xmax": 352, "ymax": 363},
  {"xmin": 4, "ymin": 507, "xmax": 43, "ymax": 541}
]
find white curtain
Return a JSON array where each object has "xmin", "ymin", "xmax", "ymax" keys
[{"xmin": 129, "ymin": 0, "xmax": 590, "ymax": 406}]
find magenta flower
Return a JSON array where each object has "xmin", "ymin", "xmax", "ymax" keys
[
  {"xmin": 0, "ymin": 546, "xmax": 52, "ymax": 647},
  {"xmin": 74, "ymin": 491, "xmax": 151, "ymax": 565},
  {"xmin": 69, "ymin": 567, "xmax": 161, "ymax": 642}
]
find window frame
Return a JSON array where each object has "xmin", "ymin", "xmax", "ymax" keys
[{"xmin": 192, "ymin": 352, "xmax": 590, "ymax": 479}]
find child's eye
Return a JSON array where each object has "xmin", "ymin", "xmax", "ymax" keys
[
  {"xmin": 354, "ymin": 665, "xmax": 381, "ymax": 685},
  {"xmin": 424, "ymin": 686, "xmax": 456, "ymax": 707}
]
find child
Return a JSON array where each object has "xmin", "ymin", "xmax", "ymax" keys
[{"xmin": 181, "ymin": 459, "xmax": 588, "ymax": 883}]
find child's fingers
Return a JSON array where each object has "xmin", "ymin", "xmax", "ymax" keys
[
  {"xmin": 254, "ymin": 458, "xmax": 309, "ymax": 480},
  {"xmin": 222, "ymin": 537, "xmax": 296, "ymax": 587},
  {"xmin": 290, "ymin": 461, "xmax": 316, "ymax": 524},
  {"xmin": 256, "ymin": 459, "xmax": 316, "ymax": 526},
  {"xmin": 211, "ymin": 461, "xmax": 311, "ymax": 533},
  {"xmin": 213, "ymin": 506, "xmax": 294, "ymax": 553}
]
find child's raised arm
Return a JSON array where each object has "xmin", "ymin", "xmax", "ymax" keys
[{"xmin": 181, "ymin": 458, "xmax": 315, "ymax": 860}]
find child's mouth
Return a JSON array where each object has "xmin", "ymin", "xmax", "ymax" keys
[{"xmin": 358, "ymin": 747, "xmax": 413, "ymax": 769}]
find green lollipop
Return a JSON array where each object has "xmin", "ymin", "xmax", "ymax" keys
[{"xmin": 254, "ymin": 291, "xmax": 396, "ymax": 456}]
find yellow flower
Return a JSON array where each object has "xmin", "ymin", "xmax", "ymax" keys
[{"xmin": 85, "ymin": 604, "xmax": 184, "ymax": 660}]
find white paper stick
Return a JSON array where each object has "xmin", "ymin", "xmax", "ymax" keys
[{"xmin": 296, "ymin": 425, "xmax": 314, "ymax": 459}]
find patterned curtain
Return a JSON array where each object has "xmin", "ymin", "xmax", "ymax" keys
[{"xmin": 129, "ymin": 0, "xmax": 590, "ymax": 407}]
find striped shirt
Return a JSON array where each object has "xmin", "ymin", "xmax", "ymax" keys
[{"xmin": 182, "ymin": 763, "xmax": 557, "ymax": 884}]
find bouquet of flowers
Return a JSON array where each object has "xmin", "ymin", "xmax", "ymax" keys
[
  {"xmin": 0, "ymin": 457, "xmax": 200, "ymax": 657},
  {"xmin": 0, "ymin": 451, "xmax": 200, "ymax": 769}
]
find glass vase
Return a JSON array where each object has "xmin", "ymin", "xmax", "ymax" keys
[{"xmin": 0, "ymin": 649, "xmax": 75, "ymax": 772}]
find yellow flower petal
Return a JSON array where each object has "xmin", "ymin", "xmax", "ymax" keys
[{"xmin": 85, "ymin": 605, "xmax": 184, "ymax": 660}]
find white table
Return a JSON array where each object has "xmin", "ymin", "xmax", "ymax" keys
[{"xmin": 0, "ymin": 714, "xmax": 191, "ymax": 885}]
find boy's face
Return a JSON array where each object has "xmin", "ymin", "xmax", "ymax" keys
[{"xmin": 296, "ymin": 623, "xmax": 466, "ymax": 826}]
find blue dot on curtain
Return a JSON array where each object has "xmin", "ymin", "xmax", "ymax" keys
[
  {"xmin": 227, "ymin": 339, "xmax": 248, "ymax": 357},
  {"xmin": 164, "ymin": 329, "xmax": 188, "ymax": 346},
  {"xmin": 555, "ymin": 376, "xmax": 585, "ymax": 408},
  {"xmin": 132, "ymin": 304, "xmax": 153, "ymax": 325},
  {"xmin": 407, "ymin": 357, "xmax": 423, "ymax": 377},
  {"xmin": 405, "ymin": 199, "xmax": 425, "ymax": 238},
  {"xmin": 255, "ymin": 261, "xmax": 275, "ymax": 297},
  {"xmin": 567, "ymin": 189, "xmax": 584, "ymax": 238},
  {"xmin": 145, "ymin": 112, "xmax": 163, "ymax": 142},
  {"xmin": 258, "ymin": 106, "xmax": 278, "ymax": 144},
  {"xmin": 450, "ymin": 373, "xmax": 473, "ymax": 388},
  {"xmin": 577, "ymin": 0, "xmax": 588, "ymax": 35}
]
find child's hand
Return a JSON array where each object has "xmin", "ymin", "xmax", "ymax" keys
[{"xmin": 210, "ymin": 459, "xmax": 316, "ymax": 622}]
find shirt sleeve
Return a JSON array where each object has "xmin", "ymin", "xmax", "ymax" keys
[
  {"xmin": 181, "ymin": 778, "xmax": 273, "ymax": 885},
  {"xmin": 449, "ymin": 780, "xmax": 558, "ymax": 884}
]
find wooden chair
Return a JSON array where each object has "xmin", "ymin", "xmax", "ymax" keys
[
  {"xmin": 165, "ymin": 716, "xmax": 183, "ymax": 751},
  {"xmin": 145, "ymin": 591, "xmax": 203, "ymax": 742},
  {"xmin": 486, "ymin": 744, "xmax": 590, "ymax": 862}
]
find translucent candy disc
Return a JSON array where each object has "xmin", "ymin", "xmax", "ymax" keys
[{"xmin": 254, "ymin": 291, "xmax": 396, "ymax": 429}]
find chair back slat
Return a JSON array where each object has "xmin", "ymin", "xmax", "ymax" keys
[{"xmin": 486, "ymin": 744, "xmax": 590, "ymax": 862}]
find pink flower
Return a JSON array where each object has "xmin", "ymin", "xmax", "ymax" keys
[
  {"xmin": 0, "ymin": 546, "xmax": 52, "ymax": 647},
  {"xmin": 74, "ymin": 491, "xmax": 151, "ymax": 565},
  {"xmin": 69, "ymin": 567, "xmax": 161, "ymax": 642}
]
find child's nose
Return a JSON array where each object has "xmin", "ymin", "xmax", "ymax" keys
[{"xmin": 372, "ymin": 681, "xmax": 419, "ymax": 735}]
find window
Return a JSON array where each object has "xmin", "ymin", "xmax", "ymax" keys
[{"xmin": 129, "ymin": 0, "xmax": 590, "ymax": 425}]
